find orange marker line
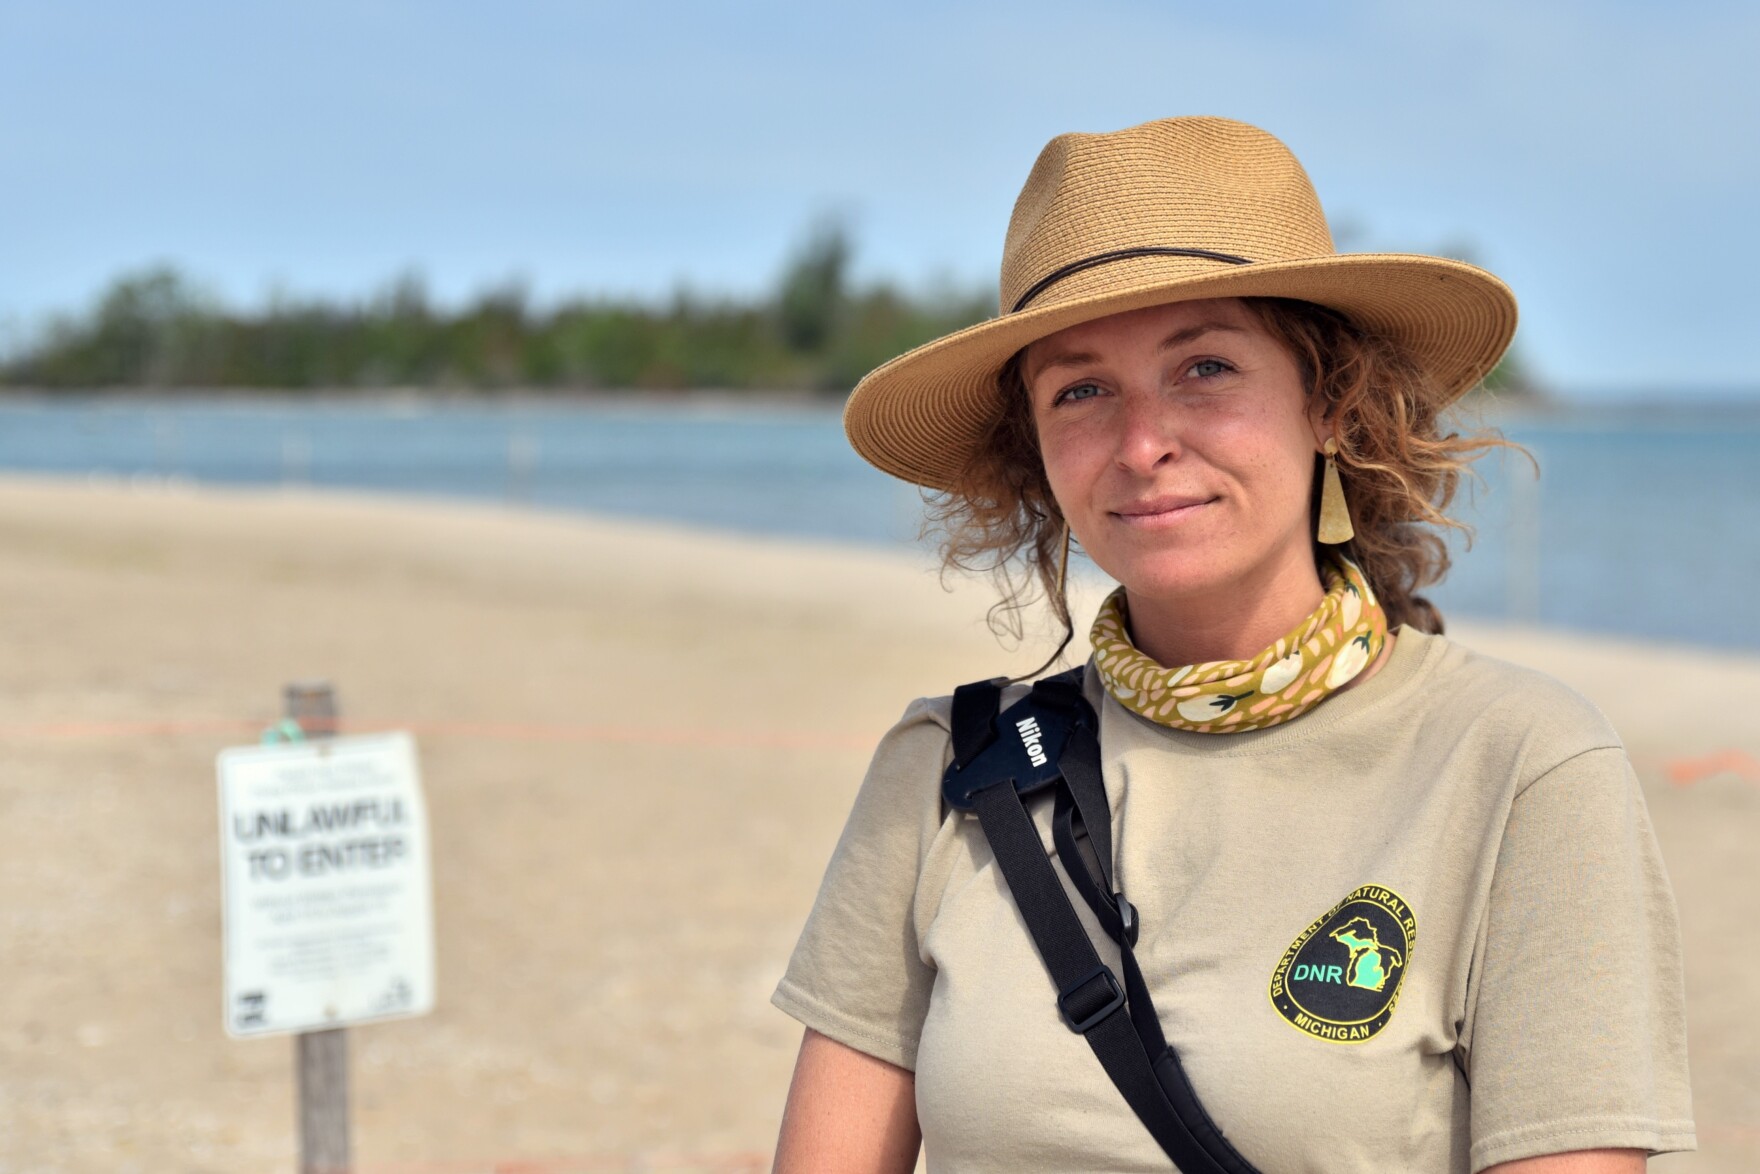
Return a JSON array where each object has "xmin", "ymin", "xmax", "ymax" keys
[
  {"xmin": 0, "ymin": 716, "xmax": 875, "ymax": 752},
  {"xmin": 1664, "ymin": 748, "xmax": 1760, "ymax": 787}
]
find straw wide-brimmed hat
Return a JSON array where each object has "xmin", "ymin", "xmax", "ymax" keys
[{"xmin": 844, "ymin": 116, "xmax": 1518, "ymax": 490}]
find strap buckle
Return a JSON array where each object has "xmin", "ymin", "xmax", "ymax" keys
[
  {"xmin": 1058, "ymin": 964, "xmax": 1125, "ymax": 1034},
  {"xmin": 1117, "ymin": 895, "xmax": 1138, "ymax": 947}
]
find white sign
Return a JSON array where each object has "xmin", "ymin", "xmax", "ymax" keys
[{"xmin": 217, "ymin": 731, "xmax": 435, "ymax": 1038}]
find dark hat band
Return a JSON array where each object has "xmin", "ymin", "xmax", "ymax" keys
[{"xmin": 1010, "ymin": 246, "xmax": 1254, "ymax": 313}]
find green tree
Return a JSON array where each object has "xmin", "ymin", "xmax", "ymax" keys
[
  {"xmin": 775, "ymin": 218, "xmax": 850, "ymax": 354},
  {"xmin": 0, "ymin": 224, "xmax": 999, "ymax": 394}
]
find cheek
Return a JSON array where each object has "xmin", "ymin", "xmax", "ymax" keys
[
  {"xmin": 1034, "ymin": 423, "xmax": 1101, "ymax": 513},
  {"xmin": 1208, "ymin": 412, "xmax": 1315, "ymax": 507}
]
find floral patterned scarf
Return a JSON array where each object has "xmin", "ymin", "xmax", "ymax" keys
[{"xmin": 1089, "ymin": 556, "xmax": 1388, "ymax": 733}]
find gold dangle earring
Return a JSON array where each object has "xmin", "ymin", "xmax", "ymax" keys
[
  {"xmin": 1055, "ymin": 522, "xmax": 1072, "ymax": 599},
  {"xmin": 1317, "ymin": 438, "xmax": 1356, "ymax": 544}
]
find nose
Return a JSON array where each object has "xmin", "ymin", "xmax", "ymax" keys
[{"xmin": 1113, "ymin": 389, "xmax": 1182, "ymax": 476}]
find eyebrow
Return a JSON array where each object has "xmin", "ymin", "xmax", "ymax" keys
[{"xmin": 1025, "ymin": 320, "xmax": 1250, "ymax": 383}]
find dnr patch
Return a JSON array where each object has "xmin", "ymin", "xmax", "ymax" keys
[{"xmin": 1268, "ymin": 884, "xmax": 1416, "ymax": 1044}]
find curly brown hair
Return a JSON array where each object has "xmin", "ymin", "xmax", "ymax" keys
[{"xmin": 921, "ymin": 296, "xmax": 1525, "ymax": 670}]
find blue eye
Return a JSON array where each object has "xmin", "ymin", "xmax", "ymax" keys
[
  {"xmin": 1189, "ymin": 359, "xmax": 1230, "ymax": 379},
  {"xmin": 1054, "ymin": 382, "xmax": 1103, "ymax": 405}
]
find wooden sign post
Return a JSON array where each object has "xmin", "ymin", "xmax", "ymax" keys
[{"xmin": 285, "ymin": 682, "xmax": 350, "ymax": 1174}]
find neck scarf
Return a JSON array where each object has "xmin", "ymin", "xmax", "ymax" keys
[{"xmin": 1089, "ymin": 556, "xmax": 1388, "ymax": 734}]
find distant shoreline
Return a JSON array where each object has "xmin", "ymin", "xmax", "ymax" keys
[
  {"xmin": 0, "ymin": 384, "xmax": 848, "ymax": 410},
  {"xmin": 4, "ymin": 390, "xmax": 1757, "ymax": 652},
  {"xmin": 4, "ymin": 384, "xmax": 1759, "ymax": 416}
]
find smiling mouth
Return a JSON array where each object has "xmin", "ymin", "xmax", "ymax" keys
[{"xmin": 1112, "ymin": 497, "xmax": 1218, "ymax": 524}]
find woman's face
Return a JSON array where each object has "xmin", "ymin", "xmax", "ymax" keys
[{"xmin": 1024, "ymin": 297, "xmax": 1326, "ymax": 608}]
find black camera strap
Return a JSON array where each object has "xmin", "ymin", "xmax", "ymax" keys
[{"xmin": 945, "ymin": 669, "xmax": 1260, "ymax": 1173}]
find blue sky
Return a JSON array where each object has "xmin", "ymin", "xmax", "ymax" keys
[{"xmin": 3, "ymin": 0, "xmax": 1756, "ymax": 396}]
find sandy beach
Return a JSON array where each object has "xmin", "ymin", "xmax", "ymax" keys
[{"xmin": 1, "ymin": 474, "xmax": 1754, "ymax": 1172}]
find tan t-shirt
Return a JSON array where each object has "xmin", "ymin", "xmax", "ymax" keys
[{"xmin": 773, "ymin": 628, "xmax": 1696, "ymax": 1172}]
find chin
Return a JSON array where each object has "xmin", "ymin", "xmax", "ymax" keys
[{"xmin": 1099, "ymin": 547, "xmax": 1246, "ymax": 603}]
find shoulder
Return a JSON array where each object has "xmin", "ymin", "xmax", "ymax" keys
[
  {"xmin": 1412, "ymin": 628, "xmax": 1619, "ymax": 739},
  {"xmin": 1395, "ymin": 628, "xmax": 1625, "ymax": 793},
  {"xmin": 869, "ymin": 693, "xmax": 954, "ymax": 778},
  {"xmin": 837, "ymin": 693, "xmax": 958, "ymax": 853},
  {"xmin": 869, "ymin": 678, "xmax": 1040, "ymax": 775},
  {"xmin": 852, "ymin": 679, "xmax": 1043, "ymax": 835}
]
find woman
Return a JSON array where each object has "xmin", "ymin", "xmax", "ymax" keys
[{"xmin": 770, "ymin": 117, "xmax": 1694, "ymax": 1173}]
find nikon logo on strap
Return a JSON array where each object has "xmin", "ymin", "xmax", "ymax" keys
[{"xmin": 1015, "ymin": 716, "xmax": 1048, "ymax": 767}]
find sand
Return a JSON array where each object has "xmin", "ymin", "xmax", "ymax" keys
[{"xmin": 0, "ymin": 474, "xmax": 1754, "ymax": 1172}]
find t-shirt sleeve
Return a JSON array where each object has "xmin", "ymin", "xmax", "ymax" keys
[
  {"xmin": 771, "ymin": 696, "xmax": 950, "ymax": 1071},
  {"xmin": 1465, "ymin": 745, "xmax": 1697, "ymax": 1171}
]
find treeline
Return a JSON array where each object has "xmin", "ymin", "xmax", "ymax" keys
[
  {"xmin": 2, "ymin": 222, "xmax": 1538, "ymax": 395},
  {"xmin": 2, "ymin": 224, "xmax": 993, "ymax": 394}
]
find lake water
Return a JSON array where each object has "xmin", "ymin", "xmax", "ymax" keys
[{"xmin": 2, "ymin": 394, "xmax": 1756, "ymax": 651}]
